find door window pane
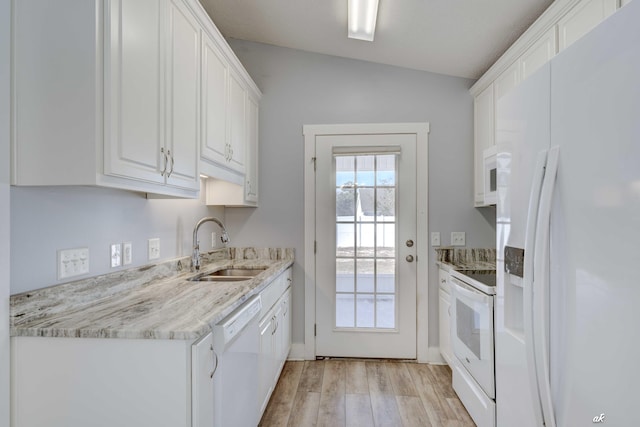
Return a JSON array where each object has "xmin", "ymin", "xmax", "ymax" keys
[
  {"xmin": 356, "ymin": 294, "xmax": 375, "ymax": 327},
  {"xmin": 334, "ymin": 153, "xmax": 398, "ymax": 330},
  {"xmin": 336, "ymin": 294, "xmax": 355, "ymax": 328}
]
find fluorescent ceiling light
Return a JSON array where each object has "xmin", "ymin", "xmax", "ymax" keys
[{"xmin": 348, "ymin": 0, "xmax": 380, "ymax": 42}]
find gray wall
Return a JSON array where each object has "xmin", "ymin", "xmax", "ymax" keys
[
  {"xmin": 10, "ymin": 186, "xmax": 225, "ymax": 294},
  {"xmin": 224, "ymin": 39, "xmax": 496, "ymax": 350},
  {"xmin": 1, "ymin": 0, "xmax": 11, "ymax": 419}
]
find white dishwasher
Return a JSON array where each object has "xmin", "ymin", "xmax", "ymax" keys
[{"xmin": 212, "ymin": 295, "xmax": 262, "ymax": 427}]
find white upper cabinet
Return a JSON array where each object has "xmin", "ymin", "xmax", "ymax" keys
[
  {"xmin": 201, "ymin": 31, "xmax": 229, "ymax": 171},
  {"xmin": 474, "ymin": 84, "xmax": 494, "ymax": 207},
  {"xmin": 104, "ymin": 0, "xmax": 165, "ymax": 186},
  {"xmin": 199, "ymin": 23, "xmax": 261, "ymax": 201},
  {"xmin": 228, "ymin": 70, "xmax": 247, "ymax": 175},
  {"xmin": 245, "ymin": 93, "xmax": 260, "ymax": 204},
  {"xmin": 12, "ymin": 0, "xmax": 259, "ymax": 198},
  {"xmin": 164, "ymin": 0, "xmax": 200, "ymax": 190},
  {"xmin": 470, "ymin": 0, "xmax": 624, "ymax": 208},
  {"xmin": 494, "ymin": 61, "xmax": 521, "ymax": 102},
  {"xmin": 520, "ymin": 27, "xmax": 558, "ymax": 81},
  {"xmin": 106, "ymin": 0, "xmax": 200, "ymax": 192},
  {"xmin": 558, "ymin": 0, "xmax": 617, "ymax": 51}
]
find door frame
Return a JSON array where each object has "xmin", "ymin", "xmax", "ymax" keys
[{"xmin": 303, "ymin": 123, "xmax": 430, "ymax": 362}]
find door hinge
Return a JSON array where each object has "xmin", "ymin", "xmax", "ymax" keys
[
  {"xmin": 314, "ymin": 240, "xmax": 317, "ymax": 254},
  {"xmin": 312, "ymin": 157, "xmax": 317, "ymax": 172},
  {"xmin": 314, "ymin": 324, "xmax": 317, "ymax": 337}
]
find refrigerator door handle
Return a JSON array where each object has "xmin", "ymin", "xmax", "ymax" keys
[
  {"xmin": 523, "ymin": 150, "xmax": 548, "ymax": 427},
  {"xmin": 533, "ymin": 146, "xmax": 560, "ymax": 427}
]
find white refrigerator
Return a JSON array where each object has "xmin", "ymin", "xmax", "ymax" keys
[{"xmin": 495, "ymin": 1, "xmax": 640, "ymax": 426}]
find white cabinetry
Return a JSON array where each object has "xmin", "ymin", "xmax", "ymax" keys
[
  {"xmin": 438, "ymin": 266, "xmax": 453, "ymax": 365},
  {"xmin": 494, "ymin": 61, "xmax": 521, "ymax": 102},
  {"xmin": 558, "ymin": 0, "xmax": 617, "ymax": 51},
  {"xmin": 258, "ymin": 268, "xmax": 292, "ymax": 417},
  {"xmin": 164, "ymin": 0, "xmax": 200, "ymax": 190},
  {"xmin": 11, "ymin": 334, "xmax": 217, "ymax": 427},
  {"xmin": 245, "ymin": 93, "xmax": 260, "ymax": 204},
  {"xmin": 471, "ymin": 0, "xmax": 625, "ymax": 208},
  {"xmin": 228, "ymin": 71, "xmax": 247, "ymax": 175},
  {"xmin": 12, "ymin": 0, "xmax": 200, "ymax": 197},
  {"xmin": 200, "ymin": 31, "xmax": 230, "ymax": 171},
  {"xmin": 473, "ymin": 84, "xmax": 494, "ymax": 206},
  {"xmin": 191, "ymin": 333, "xmax": 216, "ymax": 427},
  {"xmin": 520, "ymin": 27, "xmax": 558, "ymax": 80},
  {"xmin": 199, "ymin": 22, "xmax": 261, "ymax": 206}
]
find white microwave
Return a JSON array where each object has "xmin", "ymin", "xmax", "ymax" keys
[{"xmin": 483, "ymin": 146, "xmax": 497, "ymax": 205}]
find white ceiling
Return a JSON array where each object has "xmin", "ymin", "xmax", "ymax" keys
[{"xmin": 198, "ymin": 0, "xmax": 554, "ymax": 80}]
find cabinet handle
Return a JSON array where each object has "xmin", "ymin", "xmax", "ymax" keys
[
  {"xmin": 210, "ymin": 346, "xmax": 218, "ymax": 379},
  {"xmin": 160, "ymin": 148, "xmax": 168, "ymax": 176},
  {"xmin": 167, "ymin": 150, "xmax": 174, "ymax": 178}
]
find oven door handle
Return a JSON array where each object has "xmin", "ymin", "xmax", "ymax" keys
[{"xmin": 451, "ymin": 277, "xmax": 492, "ymax": 305}]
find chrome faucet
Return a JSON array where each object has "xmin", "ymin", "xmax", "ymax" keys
[{"xmin": 192, "ymin": 217, "xmax": 230, "ymax": 271}]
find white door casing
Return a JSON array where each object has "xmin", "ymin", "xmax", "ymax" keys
[{"xmin": 303, "ymin": 123, "xmax": 430, "ymax": 362}]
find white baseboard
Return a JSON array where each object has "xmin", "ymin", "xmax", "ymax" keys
[
  {"xmin": 287, "ymin": 343, "xmax": 447, "ymax": 364},
  {"xmin": 286, "ymin": 343, "xmax": 306, "ymax": 361},
  {"xmin": 427, "ymin": 346, "xmax": 447, "ymax": 365}
]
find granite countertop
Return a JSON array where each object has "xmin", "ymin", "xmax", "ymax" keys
[
  {"xmin": 10, "ymin": 248, "xmax": 294, "ymax": 341},
  {"xmin": 435, "ymin": 247, "xmax": 496, "ymax": 272}
]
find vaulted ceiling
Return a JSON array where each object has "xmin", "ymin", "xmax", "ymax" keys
[{"xmin": 199, "ymin": 0, "xmax": 554, "ymax": 80}]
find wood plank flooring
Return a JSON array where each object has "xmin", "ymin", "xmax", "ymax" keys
[{"xmin": 259, "ymin": 360, "xmax": 476, "ymax": 427}]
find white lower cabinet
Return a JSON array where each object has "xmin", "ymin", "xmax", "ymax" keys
[
  {"xmin": 258, "ymin": 268, "xmax": 293, "ymax": 417},
  {"xmin": 11, "ymin": 334, "xmax": 217, "ymax": 427},
  {"xmin": 438, "ymin": 266, "xmax": 453, "ymax": 365}
]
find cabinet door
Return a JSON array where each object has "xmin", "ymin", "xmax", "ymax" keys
[
  {"xmin": 192, "ymin": 333, "xmax": 216, "ymax": 427},
  {"xmin": 201, "ymin": 31, "xmax": 229, "ymax": 168},
  {"xmin": 165, "ymin": 0, "xmax": 200, "ymax": 190},
  {"xmin": 558, "ymin": 0, "xmax": 617, "ymax": 51},
  {"xmin": 494, "ymin": 61, "xmax": 520, "ymax": 102},
  {"xmin": 228, "ymin": 71, "xmax": 246, "ymax": 174},
  {"xmin": 439, "ymin": 288, "xmax": 452, "ymax": 365},
  {"xmin": 245, "ymin": 93, "xmax": 259, "ymax": 204},
  {"xmin": 280, "ymin": 289, "xmax": 292, "ymax": 363},
  {"xmin": 520, "ymin": 27, "xmax": 557, "ymax": 81},
  {"xmin": 473, "ymin": 84, "xmax": 494, "ymax": 206},
  {"xmin": 258, "ymin": 313, "xmax": 275, "ymax": 416},
  {"xmin": 271, "ymin": 304, "xmax": 284, "ymax": 385},
  {"xmin": 104, "ymin": 0, "xmax": 164, "ymax": 184}
]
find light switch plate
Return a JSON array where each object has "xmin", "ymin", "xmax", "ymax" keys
[
  {"xmin": 431, "ymin": 232, "xmax": 441, "ymax": 246},
  {"xmin": 148, "ymin": 238, "xmax": 160, "ymax": 260},
  {"xmin": 123, "ymin": 242, "xmax": 132, "ymax": 265},
  {"xmin": 110, "ymin": 243, "xmax": 122, "ymax": 268},
  {"xmin": 451, "ymin": 232, "xmax": 466, "ymax": 246},
  {"xmin": 57, "ymin": 247, "xmax": 89, "ymax": 280},
  {"xmin": 211, "ymin": 232, "xmax": 217, "ymax": 248}
]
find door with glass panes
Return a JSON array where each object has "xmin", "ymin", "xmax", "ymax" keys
[{"xmin": 315, "ymin": 133, "xmax": 417, "ymax": 358}]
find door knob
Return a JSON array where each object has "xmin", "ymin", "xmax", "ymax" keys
[
  {"xmin": 406, "ymin": 239, "xmax": 414, "ymax": 247},
  {"xmin": 406, "ymin": 255, "xmax": 414, "ymax": 262}
]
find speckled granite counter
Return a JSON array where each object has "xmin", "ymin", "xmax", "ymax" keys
[
  {"xmin": 10, "ymin": 248, "xmax": 294, "ymax": 341},
  {"xmin": 435, "ymin": 247, "xmax": 496, "ymax": 271}
]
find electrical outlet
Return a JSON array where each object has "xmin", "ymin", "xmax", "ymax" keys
[
  {"xmin": 211, "ymin": 232, "xmax": 217, "ymax": 248},
  {"xmin": 148, "ymin": 238, "xmax": 160, "ymax": 260},
  {"xmin": 451, "ymin": 232, "xmax": 466, "ymax": 246},
  {"xmin": 431, "ymin": 232, "xmax": 441, "ymax": 246},
  {"xmin": 110, "ymin": 243, "xmax": 122, "ymax": 268},
  {"xmin": 57, "ymin": 247, "xmax": 90, "ymax": 280},
  {"xmin": 123, "ymin": 242, "xmax": 132, "ymax": 265}
]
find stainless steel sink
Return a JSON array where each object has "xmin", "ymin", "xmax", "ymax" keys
[{"xmin": 187, "ymin": 267, "xmax": 267, "ymax": 282}]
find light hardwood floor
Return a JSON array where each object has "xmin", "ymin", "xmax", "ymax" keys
[{"xmin": 259, "ymin": 360, "xmax": 476, "ymax": 427}]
